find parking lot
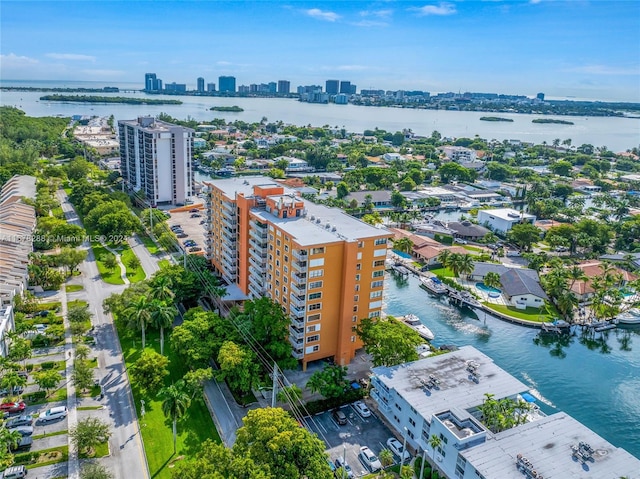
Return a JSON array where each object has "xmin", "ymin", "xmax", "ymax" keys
[
  {"xmin": 166, "ymin": 208, "xmax": 207, "ymax": 254},
  {"xmin": 306, "ymin": 402, "xmax": 403, "ymax": 477}
]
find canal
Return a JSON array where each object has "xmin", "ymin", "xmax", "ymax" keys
[{"xmin": 383, "ymin": 271, "xmax": 640, "ymax": 458}]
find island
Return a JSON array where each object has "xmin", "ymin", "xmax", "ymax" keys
[
  {"xmin": 532, "ymin": 118, "xmax": 574, "ymax": 125},
  {"xmin": 39, "ymin": 94, "xmax": 183, "ymax": 105},
  {"xmin": 480, "ymin": 116, "xmax": 514, "ymax": 122},
  {"xmin": 210, "ymin": 105, "xmax": 244, "ymax": 112}
]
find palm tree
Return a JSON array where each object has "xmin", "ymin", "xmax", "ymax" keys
[
  {"xmin": 124, "ymin": 295, "xmax": 152, "ymax": 349},
  {"xmin": 428, "ymin": 434, "xmax": 442, "ymax": 474},
  {"xmin": 0, "ymin": 428, "xmax": 23, "ymax": 454},
  {"xmin": 393, "ymin": 237, "xmax": 414, "ymax": 255},
  {"xmin": 149, "ymin": 300, "xmax": 177, "ymax": 355},
  {"xmin": 379, "ymin": 448, "xmax": 394, "ymax": 469},
  {"xmin": 150, "ymin": 275, "xmax": 175, "ymax": 305},
  {"xmin": 457, "ymin": 254, "xmax": 475, "ymax": 279},
  {"xmin": 437, "ymin": 249, "xmax": 452, "ymax": 269},
  {"xmin": 75, "ymin": 344, "xmax": 91, "ymax": 361},
  {"xmin": 158, "ymin": 380, "xmax": 191, "ymax": 454},
  {"xmin": 483, "ymin": 272, "xmax": 502, "ymax": 291}
]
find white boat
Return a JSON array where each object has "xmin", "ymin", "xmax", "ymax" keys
[
  {"xmin": 401, "ymin": 314, "xmax": 435, "ymax": 341},
  {"xmin": 416, "ymin": 344, "xmax": 433, "ymax": 358},
  {"xmin": 617, "ymin": 308, "xmax": 640, "ymax": 325},
  {"xmin": 420, "ymin": 276, "xmax": 447, "ymax": 295}
]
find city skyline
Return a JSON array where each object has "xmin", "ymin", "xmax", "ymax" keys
[{"xmin": 1, "ymin": 1, "xmax": 639, "ymax": 102}]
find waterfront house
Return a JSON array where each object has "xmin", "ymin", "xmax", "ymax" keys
[
  {"xmin": 447, "ymin": 221, "xmax": 490, "ymax": 241},
  {"xmin": 470, "ymin": 263, "xmax": 547, "ymax": 308},
  {"xmin": 344, "ymin": 190, "xmax": 393, "ymax": 209},
  {"xmin": 567, "ymin": 261, "xmax": 638, "ymax": 303},
  {"xmin": 369, "ymin": 346, "xmax": 640, "ymax": 479},
  {"xmin": 477, "ymin": 208, "xmax": 536, "ymax": 235}
]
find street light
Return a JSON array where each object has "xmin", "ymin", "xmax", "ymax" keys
[
  {"xmin": 401, "ymin": 426, "xmax": 408, "ymax": 467},
  {"xmin": 140, "ymin": 399, "xmax": 146, "ymax": 418},
  {"xmin": 419, "ymin": 449, "xmax": 427, "ymax": 479},
  {"xmin": 341, "ymin": 443, "xmax": 347, "ymax": 479}
]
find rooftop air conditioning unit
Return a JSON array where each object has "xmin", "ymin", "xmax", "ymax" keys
[
  {"xmin": 325, "ymin": 223, "xmax": 331, "ymax": 229},
  {"xmin": 310, "ymin": 215, "xmax": 315, "ymax": 221},
  {"xmin": 331, "ymin": 225, "xmax": 337, "ymax": 231},
  {"xmin": 316, "ymin": 218, "xmax": 321, "ymax": 224}
]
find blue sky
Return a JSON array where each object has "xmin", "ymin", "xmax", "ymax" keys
[{"xmin": 1, "ymin": 1, "xmax": 639, "ymax": 101}]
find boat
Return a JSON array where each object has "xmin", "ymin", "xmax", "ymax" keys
[
  {"xmin": 420, "ymin": 276, "xmax": 448, "ymax": 295},
  {"xmin": 616, "ymin": 308, "xmax": 640, "ymax": 325},
  {"xmin": 400, "ymin": 314, "xmax": 435, "ymax": 341},
  {"xmin": 416, "ymin": 344, "xmax": 433, "ymax": 358},
  {"xmin": 448, "ymin": 290, "xmax": 481, "ymax": 309}
]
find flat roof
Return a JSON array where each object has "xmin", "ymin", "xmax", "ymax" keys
[
  {"xmin": 462, "ymin": 412, "xmax": 640, "ymax": 478},
  {"xmin": 478, "ymin": 208, "xmax": 535, "ymax": 221},
  {"xmin": 372, "ymin": 346, "xmax": 527, "ymax": 422}
]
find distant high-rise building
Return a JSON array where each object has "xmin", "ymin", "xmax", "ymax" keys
[
  {"xmin": 339, "ymin": 81, "xmax": 351, "ymax": 94},
  {"xmin": 118, "ymin": 117, "xmax": 194, "ymax": 207},
  {"xmin": 268, "ymin": 82, "xmax": 277, "ymax": 94},
  {"xmin": 165, "ymin": 82, "xmax": 187, "ymax": 93},
  {"xmin": 238, "ymin": 85, "xmax": 250, "ymax": 94},
  {"xmin": 197, "ymin": 77, "xmax": 205, "ymax": 92},
  {"xmin": 326, "ymin": 79, "xmax": 339, "ymax": 95},
  {"xmin": 349, "ymin": 84, "xmax": 357, "ymax": 95},
  {"xmin": 278, "ymin": 80, "xmax": 290, "ymax": 94},
  {"xmin": 219, "ymin": 76, "xmax": 236, "ymax": 93},
  {"xmin": 207, "ymin": 83, "xmax": 216, "ymax": 92},
  {"xmin": 297, "ymin": 85, "xmax": 322, "ymax": 94},
  {"xmin": 536, "ymin": 92, "xmax": 545, "ymax": 101},
  {"xmin": 145, "ymin": 73, "xmax": 162, "ymax": 91}
]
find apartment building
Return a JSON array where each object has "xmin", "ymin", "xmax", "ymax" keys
[
  {"xmin": 118, "ymin": 117, "xmax": 194, "ymax": 207},
  {"xmin": 204, "ymin": 176, "xmax": 392, "ymax": 368},
  {"xmin": 370, "ymin": 346, "xmax": 640, "ymax": 479}
]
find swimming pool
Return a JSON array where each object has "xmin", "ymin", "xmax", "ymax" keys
[
  {"xmin": 393, "ymin": 250, "xmax": 412, "ymax": 259},
  {"xmin": 476, "ymin": 282, "xmax": 502, "ymax": 297}
]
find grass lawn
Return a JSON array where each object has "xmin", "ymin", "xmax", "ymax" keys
[
  {"xmin": 68, "ymin": 299, "xmax": 88, "ymax": 309},
  {"xmin": 429, "ymin": 267, "xmax": 455, "ymax": 278},
  {"xmin": 24, "ymin": 388, "xmax": 67, "ymax": 405},
  {"xmin": 115, "ymin": 321, "xmax": 221, "ymax": 479},
  {"xmin": 120, "ymin": 246, "xmax": 146, "ymax": 283},
  {"xmin": 463, "ymin": 245, "xmax": 484, "ymax": 253},
  {"xmin": 32, "ymin": 429, "xmax": 68, "ymax": 440},
  {"xmin": 158, "ymin": 259, "xmax": 171, "ymax": 269},
  {"xmin": 139, "ymin": 233, "xmax": 161, "ymax": 255},
  {"xmin": 91, "ymin": 243, "xmax": 125, "ymax": 285},
  {"xmin": 15, "ymin": 445, "xmax": 69, "ymax": 469},
  {"xmin": 78, "ymin": 405, "xmax": 104, "ymax": 411},
  {"xmin": 483, "ymin": 302, "xmax": 558, "ymax": 323},
  {"xmin": 37, "ymin": 301, "xmax": 62, "ymax": 311},
  {"xmin": 65, "ymin": 284, "xmax": 83, "ymax": 293},
  {"xmin": 79, "ymin": 440, "xmax": 109, "ymax": 459}
]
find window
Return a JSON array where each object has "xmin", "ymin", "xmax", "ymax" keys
[
  {"xmin": 309, "ymin": 281, "xmax": 323, "ymax": 289},
  {"xmin": 283, "ymin": 286, "xmax": 287, "ymax": 293},
  {"xmin": 355, "ymin": 284, "xmax": 360, "ymax": 292},
  {"xmin": 309, "ymin": 258, "xmax": 324, "ymax": 267},
  {"xmin": 354, "ymin": 295, "xmax": 359, "ymax": 302},
  {"xmin": 277, "ymin": 239, "xmax": 281, "ymax": 246},
  {"xmin": 351, "ymin": 335, "xmax": 356, "ymax": 342},
  {"xmin": 373, "ymin": 260, "xmax": 385, "ymax": 267},
  {"xmin": 358, "ymin": 241, "xmax": 364, "ymax": 248},
  {"xmin": 284, "ymin": 245, "xmax": 289, "ymax": 252},
  {"xmin": 372, "ymin": 270, "xmax": 384, "ymax": 278},
  {"xmin": 375, "ymin": 238, "xmax": 387, "ymax": 245},
  {"xmin": 355, "ymin": 274, "xmax": 361, "ymax": 281},
  {"xmin": 284, "ymin": 266, "xmax": 288, "ymax": 273},
  {"xmin": 276, "ymin": 260, "xmax": 280, "ymax": 267},
  {"xmin": 276, "ymin": 270, "xmax": 280, "ymax": 277},
  {"xmin": 374, "ymin": 248, "xmax": 386, "ymax": 257},
  {"xmin": 369, "ymin": 300, "xmax": 382, "ymax": 309},
  {"xmin": 371, "ymin": 280, "xmax": 384, "ymax": 288},
  {"xmin": 308, "ymin": 292, "xmax": 322, "ymax": 300},
  {"xmin": 356, "ymin": 263, "xmax": 362, "ymax": 270},
  {"xmin": 305, "ymin": 345, "xmax": 319, "ymax": 354},
  {"xmin": 312, "ymin": 247, "xmax": 325, "ymax": 254},
  {"xmin": 306, "ymin": 335, "xmax": 319, "ymax": 343},
  {"xmin": 369, "ymin": 311, "xmax": 381, "ymax": 318},
  {"xmin": 308, "ymin": 303, "xmax": 321, "ymax": 311},
  {"xmin": 394, "ymin": 403, "xmax": 402, "ymax": 411},
  {"xmin": 284, "ymin": 255, "xmax": 288, "ymax": 263},
  {"xmin": 357, "ymin": 252, "xmax": 363, "ymax": 260},
  {"xmin": 353, "ymin": 306, "xmax": 358, "ymax": 312},
  {"xmin": 276, "ymin": 250, "xmax": 281, "ymax": 256},
  {"xmin": 370, "ymin": 291, "xmax": 382, "ymax": 299},
  {"xmin": 307, "ymin": 313, "xmax": 321, "ymax": 322},
  {"xmin": 309, "ymin": 269, "xmax": 323, "ymax": 278},
  {"xmin": 307, "ymin": 324, "xmax": 320, "ymax": 333},
  {"xmin": 409, "ymin": 417, "xmax": 416, "ymax": 427}
]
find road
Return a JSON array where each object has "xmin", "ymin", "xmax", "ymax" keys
[{"xmin": 57, "ymin": 189, "xmax": 149, "ymax": 479}]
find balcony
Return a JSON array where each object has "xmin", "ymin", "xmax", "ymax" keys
[
  {"xmin": 292, "ymin": 249, "xmax": 308, "ymax": 261},
  {"xmin": 248, "ymin": 254, "xmax": 266, "ymax": 271},
  {"xmin": 249, "ymin": 227, "xmax": 268, "ymax": 242},
  {"xmin": 290, "ymin": 282, "xmax": 306, "ymax": 297},
  {"xmin": 291, "ymin": 260, "xmax": 308, "ymax": 273},
  {"xmin": 222, "ymin": 256, "xmax": 236, "ymax": 271},
  {"xmin": 253, "ymin": 220, "xmax": 268, "ymax": 230},
  {"xmin": 222, "ymin": 270, "xmax": 237, "ymax": 283},
  {"xmin": 248, "ymin": 281, "xmax": 264, "ymax": 298},
  {"xmin": 291, "ymin": 272, "xmax": 307, "ymax": 286},
  {"xmin": 222, "ymin": 249, "xmax": 236, "ymax": 263},
  {"xmin": 291, "ymin": 315, "xmax": 304, "ymax": 328},
  {"xmin": 249, "ymin": 247, "xmax": 267, "ymax": 262},
  {"xmin": 292, "ymin": 348, "xmax": 304, "ymax": 360},
  {"xmin": 222, "ymin": 228, "xmax": 236, "ymax": 242},
  {"xmin": 248, "ymin": 264, "xmax": 265, "ymax": 279},
  {"xmin": 289, "ymin": 335, "xmax": 304, "ymax": 348},
  {"xmin": 222, "ymin": 200, "xmax": 235, "ymax": 213},
  {"xmin": 290, "ymin": 305, "xmax": 305, "ymax": 318},
  {"xmin": 289, "ymin": 325, "xmax": 304, "ymax": 341},
  {"xmin": 249, "ymin": 238, "xmax": 267, "ymax": 251},
  {"xmin": 222, "ymin": 216, "xmax": 237, "ymax": 230},
  {"xmin": 289, "ymin": 294, "xmax": 306, "ymax": 309}
]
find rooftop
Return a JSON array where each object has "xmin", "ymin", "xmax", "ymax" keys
[
  {"xmin": 478, "ymin": 208, "xmax": 535, "ymax": 221},
  {"xmin": 462, "ymin": 412, "xmax": 640, "ymax": 478},
  {"xmin": 372, "ymin": 346, "xmax": 527, "ymax": 422}
]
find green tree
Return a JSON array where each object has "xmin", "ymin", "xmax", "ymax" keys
[
  {"xmin": 0, "ymin": 427, "xmax": 22, "ymax": 455},
  {"xmin": 158, "ymin": 380, "xmax": 191, "ymax": 454},
  {"xmin": 67, "ymin": 304, "xmax": 91, "ymax": 324},
  {"xmin": 507, "ymin": 223, "xmax": 542, "ymax": 251},
  {"xmin": 71, "ymin": 417, "xmax": 112, "ymax": 456},
  {"xmin": 549, "ymin": 160, "xmax": 573, "ymax": 177},
  {"xmin": 483, "ymin": 272, "xmax": 502, "ymax": 290},
  {"xmin": 448, "ymin": 253, "xmax": 475, "ymax": 278},
  {"xmin": 101, "ymin": 253, "xmax": 118, "ymax": 272},
  {"xmin": 80, "ymin": 462, "xmax": 114, "ymax": 479},
  {"xmin": 393, "ymin": 237, "xmax": 414, "ymax": 255},
  {"xmin": 477, "ymin": 393, "xmax": 530, "ymax": 433},
  {"xmin": 356, "ymin": 317, "xmax": 423, "ymax": 367},
  {"xmin": 391, "ymin": 190, "xmax": 406, "ymax": 209},
  {"xmin": 149, "ymin": 300, "xmax": 177, "ymax": 355},
  {"xmin": 306, "ymin": 364, "xmax": 350, "ymax": 400},
  {"xmin": 183, "ymin": 367, "xmax": 214, "ymax": 400},
  {"xmin": 428, "ymin": 434, "xmax": 442, "ymax": 473},
  {"xmin": 75, "ymin": 344, "xmax": 91, "ymax": 361},
  {"xmin": 0, "ymin": 370, "xmax": 26, "ymax": 400},
  {"xmin": 336, "ymin": 181, "xmax": 349, "ymax": 199},
  {"xmin": 72, "ymin": 359, "xmax": 94, "ymax": 393},
  {"xmin": 57, "ymin": 247, "xmax": 87, "ymax": 274},
  {"xmin": 127, "ymin": 254, "xmax": 141, "ymax": 271},
  {"xmin": 234, "ymin": 408, "xmax": 332, "ymax": 479},
  {"xmin": 130, "ymin": 350, "xmax": 170, "ymax": 394},
  {"xmin": 379, "ymin": 448, "xmax": 394, "ymax": 469},
  {"xmin": 217, "ymin": 341, "xmax": 260, "ymax": 395},
  {"xmin": 34, "ymin": 370, "xmax": 61, "ymax": 397},
  {"xmin": 124, "ymin": 295, "xmax": 152, "ymax": 349},
  {"xmin": 8, "ymin": 336, "xmax": 32, "ymax": 368}
]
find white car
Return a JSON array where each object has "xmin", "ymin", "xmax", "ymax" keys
[
  {"xmin": 359, "ymin": 446, "xmax": 382, "ymax": 472},
  {"xmin": 39, "ymin": 406, "xmax": 67, "ymax": 423},
  {"xmin": 334, "ymin": 456, "xmax": 354, "ymax": 478},
  {"xmin": 352, "ymin": 400, "xmax": 371, "ymax": 418},
  {"xmin": 386, "ymin": 437, "xmax": 411, "ymax": 461}
]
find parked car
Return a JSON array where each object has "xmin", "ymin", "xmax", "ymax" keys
[
  {"xmin": 326, "ymin": 458, "xmax": 336, "ymax": 474},
  {"xmin": 177, "ymin": 233, "xmax": 188, "ymax": 238},
  {"xmin": 199, "ymin": 220, "xmax": 206, "ymax": 225},
  {"xmin": 189, "ymin": 208, "xmax": 199, "ymax": 213},
  {"xmin": 0, "ymin": 386, "xmax": 24, "ymax": 397},
  {"xmin": 0, "ymin": 402, "xmax": 26, "ymax": 414},
  {"xmin": 39, "ymin": 406, "xmax": 67, "ymax": 423},
  {"xmin": 334, "ymin": 456, "xmax": 354, "ymax": 478},
  {"xmin": 359, "ymin": 446, "xmax": 382, "ymax": 472},
  {"xmin": 10, "ymin": 436, "xmax": 32, "ymax": 451},
  {"xmin": 1, "ymin": 465, "xmax": 28, "ymax": 478},
  {"xmin": 5, "ymin": 415, "xmax": 33, "ymax": 428},
  {"xmin": 16, "ymin": 371, "xmax": 28, "ymax": 380},
  {"xmin": 170, "ymin": 225, "xmax": 182, "ymax": 230},
  {"xmin": 8, "ymin": 426, "xmax": 33, "ymax": 437},
  {"xmin": 38, "ymin": 310, "xmax": 50, "ymax": 317},
  {"xmin": 386, "ymin": 437, "xmax": 411, "ymax": 461},
  {"xmin": 188, "ymin": 247, "xmax": 202, "ymax": 252},
  {"xmin": 453, "ymin": 238, "xmax": 468, "ymax": 244},
  {"xmin": 32, "ymin": 324, "xmax": 47, "ymax": 332},
  {"xmin": 352, "ymin": 400, "xmax": 371, "ymax": 418},
  {"xmin": 190, "ymin": 213, "xmax": 201, "ymax": 218},
  {"xmin": 332, "ymin": 408, "xmax": 348, "ymax": 426}
]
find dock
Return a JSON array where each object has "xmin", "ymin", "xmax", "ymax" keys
[{"xmin": 389, "ymin": 263, "xmax": 411, "ymax": 277}]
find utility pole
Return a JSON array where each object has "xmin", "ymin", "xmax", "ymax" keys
[
  {"xmin": 271, "ymin": 362, "xmax": 278, "ymax": 408},
  {"xmin": 419, "ymin": 449, "xmax": 427, "ymax": 479}
]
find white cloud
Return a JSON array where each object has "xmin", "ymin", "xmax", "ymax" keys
[
  {"xmin": 412, "ymin": 3, "xmax": 457, "ymax": 16},
  {"xmin": 0, "ymin": 53, "xmax": 39, "ymax": 66},
  {"xmin": 46, "ymin": 53, "xmax": 96, "ymax": 61},
  {"xmin": 303, "ymin": 8, "xmax": 340, "ymax": 22},
  {"xmin": 360, "ymin": 9, "xmax": 393, "ymax": 18},
  {"xmin": 351, "ymin": 20, "xmax": 388, "ymax": 27},
  {"xmin": 566, "ymin": 64, "xmax": 640, "ymax": 75}
]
